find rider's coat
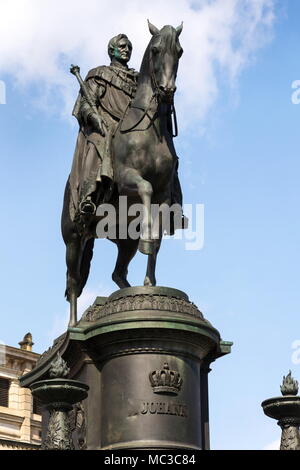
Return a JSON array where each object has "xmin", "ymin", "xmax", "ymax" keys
[{"xmin": 69, "ymin": 62, "xmax": 138, "ymax": 220}]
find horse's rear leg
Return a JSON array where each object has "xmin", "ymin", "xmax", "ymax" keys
[{"xmin": 112, "ymin": 238, "xmax": 139, "ymax": 288}]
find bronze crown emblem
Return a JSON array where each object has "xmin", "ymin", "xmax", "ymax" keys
[{"xmin": 149, "ymin": 362, "xmax": 183, "ymax": 396}]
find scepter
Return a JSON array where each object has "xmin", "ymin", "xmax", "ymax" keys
[{"xmin": 70, "ymin": 64, "xmax": 106, "ymax": 135}]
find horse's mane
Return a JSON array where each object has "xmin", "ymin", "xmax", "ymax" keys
[{"xmin": 138, "ymin": 42, "xmax": 152, "ymax": 85}]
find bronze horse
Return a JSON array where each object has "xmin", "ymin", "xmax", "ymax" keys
[{"xmin": 62, "ymin": 22, "xmax": 184, "ymax": 326}]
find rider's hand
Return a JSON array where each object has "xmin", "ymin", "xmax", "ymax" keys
[{"xmin": 89, "ymin": 113, "xmax": 107, "ymax": 137}]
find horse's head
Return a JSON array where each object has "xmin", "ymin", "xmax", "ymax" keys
[{"xmin": 148, "ymin": 20, "xmax": 183, "ymax": 103}]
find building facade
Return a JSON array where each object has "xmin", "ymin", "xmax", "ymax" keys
[{"xmin": 0, "ymin": 334, "xmax": 41, "ymax": 450}]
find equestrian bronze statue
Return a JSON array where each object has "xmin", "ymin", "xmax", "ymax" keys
[{"xmin": 62, "ymin": 21, "xmax": 186, "ymax": 326}]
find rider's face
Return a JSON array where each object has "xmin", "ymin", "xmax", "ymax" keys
[{"xmin": 114, "ymin": 39, "xmax": 132, "ymax": 63}]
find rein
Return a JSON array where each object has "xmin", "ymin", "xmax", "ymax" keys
[
  {"xmin": 171, "ymin": 102, "xmax": 178, "ymax": 138},
  {"xmin": 118, "ymin": 45, "xmax": 179, "ymax": 137},
  {"xmin": 119, "ymin": 92, "xmax": 158, "ymax": 134}
]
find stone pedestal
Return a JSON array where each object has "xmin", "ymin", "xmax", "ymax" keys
[
  {"xmin": 20, "ymin": 286, "xmax": 231, "ymax": 450},
  {"xmin": 262, "ymin": 371, "xmax": 300, "ymax": 450},
  {"xmin": 31, "ymin": 378, "xmax": 89, "ymax": 450},
  {"xmin": 262, "ymin": 396, "xmax": 300, "ymax": 450}
]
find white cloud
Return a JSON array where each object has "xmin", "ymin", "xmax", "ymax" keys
[
  {"xmin": 77, "ymin": 284, "xmax": 111, "ymax": 318},
  {"xmin": 47, "ymin": 309, "xmax": 69, "ymax": 347},
  {"xmin": 47, "ymin": 284, "xmax": 111, "ymax": 345},
  {"xmin": 0, "ymin": 0, "xmax": 275, "ymax": 126}
]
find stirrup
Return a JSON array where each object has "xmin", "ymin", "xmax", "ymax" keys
[{"xmin": 79, "ymin": 199, "xmax": 96, "ymax": 216}]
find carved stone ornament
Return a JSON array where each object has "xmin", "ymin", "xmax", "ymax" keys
[
  {"xmin": 70, "ymin": 401, "xmax": 87, "ymax": 450},
  {"xmin": 49, "ymin": 353, "xmax": 70, "ymax": 379},
  {"xmin": 35, "ymin": 332, "xmax": 67, "ymax": 368},
  {"xmin": 281, "ymin": 371, "xmax": 299, "ymax": 396},
  {"xmin": 149, "ymin": 362, "xmax": 183, "ymax": 396},
  {"xmin": 30, "ymin": 355, "xmax": 89, "ymax": 451},
  {"xmin": 81, "ymin": 293, "xmax": 205, "ymax": 323},
  {"xmin": 43, "ymin": 410, "xmax": 75, "ymax": 450},
  {"xmin": 262, "ymin": 371, "xmax": 300, "ymax": 451},
  {"xmin": 279, "ymin": 418, "xmax": 300, "ymax": 451}
]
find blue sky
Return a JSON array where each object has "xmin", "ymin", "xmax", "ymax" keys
[{"xmin": 0, "ymin": 0, "xmax": 299, "ymax": 450}]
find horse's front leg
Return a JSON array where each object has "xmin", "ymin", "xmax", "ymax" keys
[
  {"xmin": 143, "ymin": 195, "xmax": 169, "ymax": 286},
  {"xmin": 118, "ymin": 169, "xmax": 155, "ymax": 255},
  {"xmin": 144, "ymin": 237, "xmax": 162, "ymax": 286},
  {"xmin": 137, "ymin": 178, "xmax": 154, "ymax": 255}
]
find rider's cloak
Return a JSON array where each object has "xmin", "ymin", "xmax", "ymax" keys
[{"xmin": 68, "ymin": 63, "xmax": 138, "ymax": 221}]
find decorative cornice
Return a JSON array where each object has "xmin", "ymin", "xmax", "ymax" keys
[
  {"xmin": 20, "ymin": 288, "xmax": 227, "ymax": 387},
  {"xmin": 81, "ymin": 294, "xmax": 205, "ymax": 323},
  {"xmin": 0, "ymin": 438, "xmax": 40, "ymax": 450},
  {"xmin": 89, "ymin": 338, "xmax": 214, "ymax": 363}
]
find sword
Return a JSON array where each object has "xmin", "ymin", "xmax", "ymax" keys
[{"xmin": 70, "ymin": 64, "xmax": 106, "ymax": 136}]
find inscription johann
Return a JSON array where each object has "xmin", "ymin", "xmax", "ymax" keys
[{"xmin": 140, "ymin": 401, "xmax": 188, "ymax": 418}]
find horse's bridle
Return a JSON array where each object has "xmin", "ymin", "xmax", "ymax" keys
[{"xmin": 118, "ymin": 43, "xmax": 178, "ymax": 137}]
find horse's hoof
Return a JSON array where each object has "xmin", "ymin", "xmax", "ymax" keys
[
  {"xmin": 139, "ymin": 239, "xmax": 155, "ymax": 255},
  {"xmin": 144, "ymin": 276, "xmax": 156, "ymax": 287},
  {"xmin": 112, "ymin": 271, "xmax": 131, "ymax": 289}
]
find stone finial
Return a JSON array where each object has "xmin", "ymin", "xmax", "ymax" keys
[
  {"xmin": 49, "ymin": 353, "xmax": 70, "ymax": 379},
  {"xmin": 280, "ymin": 371, "xmax": 299, "ymax": 396},
  {"xmin": 19, "ymin": 333, "xmax": 34, "ymax": 351}
]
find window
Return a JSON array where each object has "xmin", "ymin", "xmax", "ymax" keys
[
  {"xmin": 32, "ymin": 396, "xmax": 43, "ymax": 415},
  {"xmin": 0, "ymin": 378, "xmax": 9, "ymax": 407}
]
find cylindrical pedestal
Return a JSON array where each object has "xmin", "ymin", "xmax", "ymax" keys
[
  {"xmin": 100, "ymin": 354, "xmax": 200, "ymax": 449},
  {"xmin": 78, "ymin": 286, "xmax": 229, "ymax": 450}
]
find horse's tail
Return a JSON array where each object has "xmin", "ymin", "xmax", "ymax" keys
[
  {"xmin": 64, "ymin": 236, "xmax": 95, "ymax": 301},
  {"xmin": 61, "ymin": 177, "xmax": 74, "ymax": 242},
  {"xmin": 77, "ymin": 238, "xmax": 95, "ymax": 298}
]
